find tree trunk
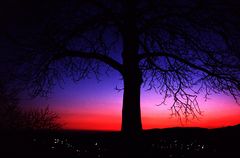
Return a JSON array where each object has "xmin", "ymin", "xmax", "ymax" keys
[
  {"xmin": 121, "ymin": 69, "xmax": 143, "ymax": 135},
  {"xmin": 120, "ymin": 3, "xmax": 143, "ymax": 135}
]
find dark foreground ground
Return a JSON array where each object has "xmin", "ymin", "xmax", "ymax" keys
[{"xmin": 1, "ymin": 125, "xmax": 240, "ymax": 158}]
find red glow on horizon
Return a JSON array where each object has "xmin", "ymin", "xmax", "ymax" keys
[
  {"xmin": 62, "ymin": 114, "xmax": 121, "ymax": 131},
  {"xmin": 60, "ymin": 113, "xmax": 240, "ymax": 131},
  {"xmin": 23, "ymin": 82, "xmax": 240, "ymax": 131},
  {"xmin": 57, "ymin": 98, "xmax": 240, "ymax": 131}
]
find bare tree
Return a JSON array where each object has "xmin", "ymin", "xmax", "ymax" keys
[
  {"xmin": 4, "ymin": 0, "xmax": 240, "ymax": 135},
  {"xmin": 0, "ymin": 81, "xmax": 61, "ymax": 130},
  {"xmin": 22, "ymin": 106, "xmax": 62, "ymax": 130}
]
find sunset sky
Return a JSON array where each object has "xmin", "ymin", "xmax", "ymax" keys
[
  {"xmin": 1, "ymin": 0, "xmax": 240, "ymax": 131},
  {"xmin": 21, "ymin": 71, "xmax": 240, "ymax": 131}
]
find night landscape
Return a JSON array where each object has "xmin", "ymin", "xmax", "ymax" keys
[
  {"xmin": 1, "ymin": 125, "xmax": 240, "ymax": 157},
  {"xmin": 0, "ymin": 0, "xmax": 240, "ymax": 157}
]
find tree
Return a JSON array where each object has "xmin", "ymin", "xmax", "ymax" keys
[
  {"xmin": 3, "ymin": 0, "xmax": 240, "ymax": 135},
  {"xmin": 0, "ymin": 81, "xmax": 61, "ymax": 130},
  {"xmin": 22, "ymin": 106, "xmax": 62, "ymax": 130}
]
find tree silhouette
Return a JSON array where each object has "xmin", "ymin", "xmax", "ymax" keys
[
  {"xmin": 3, "ymin": 0, "xmax": 240, "ymax": 135},
  {"xmin": 0, "ymin": 81, "xmax": 61, "ymax": 130},
  {"xmin": 21, "ymin": 106, "xmax": 62, "ymax": 130}
]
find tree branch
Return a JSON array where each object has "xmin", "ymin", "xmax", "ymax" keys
[
  {"xmin": 139, "ymin": 52, "xmax": 240, "ymax": 90},
  {"xmin": 53, "ymin": 50, "xmax": 123, "ymax": 74},
  {"xmin": 140, "ymin": 52, "xmax": 215, "ymax": 76}
]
